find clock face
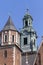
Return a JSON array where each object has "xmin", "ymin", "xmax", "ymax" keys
[{"xmin": 23, "ymin": 30, "xmax": 29, "ymax": 35}]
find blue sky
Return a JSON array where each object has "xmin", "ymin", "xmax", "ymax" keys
[{"xmin": 0, "ymin": 0, "xmax": 43, "ymax": 46}]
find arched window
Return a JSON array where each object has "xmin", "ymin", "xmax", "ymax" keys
[
  {"xmin": 5, "ymin": 35, "xmax": 7, "ymax": 42},
  {"xmin": 25, "ymin": 21, "xmax": 28, "ymax": 27},
  {"xmin": 12, "ymin": 35, "xmax": 14, "ymax": 42},
  {"xmin": 24, "ymin": 37, "xmax": 27, "ymax": 45}
]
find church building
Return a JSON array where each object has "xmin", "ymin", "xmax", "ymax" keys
[
  {"xmin": 0, "ymin": 16, "xmax": 22, "ymax": 65},
  {"xmin": 0, "ymin": 10, "xmax": 43, "ymax": 65}
]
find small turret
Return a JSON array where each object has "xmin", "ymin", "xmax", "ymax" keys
[{"xmin": 20, "ymin": 9, "xmax": 37, "ymax": 52}]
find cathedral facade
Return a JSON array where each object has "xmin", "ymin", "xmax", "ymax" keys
[{"xmin": 0, "ymin": 11, "xmax": 43, "ymax": 65}]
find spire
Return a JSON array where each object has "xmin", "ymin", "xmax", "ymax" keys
[{"xmin": 3, "ymin": 16, "xmax": 17, "ymax": 31}]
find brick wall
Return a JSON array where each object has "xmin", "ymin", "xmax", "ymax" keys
[
  {"xmin": 0, "ymin": 47, "xmax": 13, "ymax": 65},
  {"xmin": 0, "ymin": 45, "xmax": 21, "ymax": 65}
]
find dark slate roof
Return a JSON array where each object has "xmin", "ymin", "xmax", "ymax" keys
[
  {"xmin": 3, "ymin": 16, "xmax": 17, "ymax": 31},
  {"xmin": 28, "ymin": 53, "xmax": 36, "ymax": 65},
  {"xmin": 22, "ymin": 52, "xmax": 37, "ymax": 65}
]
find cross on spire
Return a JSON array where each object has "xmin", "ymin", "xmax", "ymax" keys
[{"xmin": 26, "ymin": 9, "xmax": 29, "ymax": 14}]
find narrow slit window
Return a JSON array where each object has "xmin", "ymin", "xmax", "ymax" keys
[
  {"xmin": 5, "ymin": 35, "xmax": 7, "ymax": 42},
  {"xmin": 4, "ymin": 50, "xmax": 7, "ymax": 58},
  {"xmin": 34, "ymin": 39, "xmax": 35, "ymax": 46},
  {"xmin": 38, "ymin": 53, "xmax": 41, "ymax": 65}
]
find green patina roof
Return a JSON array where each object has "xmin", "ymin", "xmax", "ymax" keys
[{"xmin": 23, "ymin": 13, "xmax": 33, "ymax": 21}]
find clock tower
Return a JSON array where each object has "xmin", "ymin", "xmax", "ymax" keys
[{"xmin": 20, "ymin": 10, "xmax": 37, "ymax": 52}]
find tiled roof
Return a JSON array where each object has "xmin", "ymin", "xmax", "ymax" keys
[{"xmin": 3, "ymin": 16, "xmax": 17, "ymax": 31}]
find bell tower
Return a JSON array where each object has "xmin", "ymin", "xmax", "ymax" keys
[
  {"xmin": 23, "ymin": 9, "xmax": 33, "ymax": 28},
  {"xmin": 20, "ymin": 9, "xmax": 37, "ymax": 52}
]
